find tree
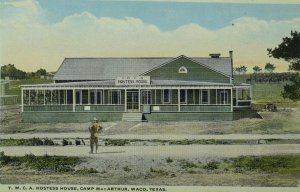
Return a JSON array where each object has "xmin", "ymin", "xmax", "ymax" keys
[
  {"xmin": 36, "ymin": 68, "xmax": 47, "ymax": 76},
  {"xmin": 1, "ymin": 64, "xmax": 26, "ymax": 80},
  {"xmin": 264, "ymin": 63, "xmax": 276, "ymax": 73},
  {"xmin": 268, "ymin": 30, "xmax": 300, "ymax": 100},
  {"xmin": 234, "ymin": 65, "xmax": 247, "ymax": 74},
  {"xmin": 268, "ymin": 31, "xmax": 300, "ymax": 71},
  {"xmin": 253, "ymin": 66, "xmax": 262, "ymax": 73}
]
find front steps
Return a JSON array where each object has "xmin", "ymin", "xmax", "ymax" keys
[{"xmin": 122, "ymin": 113, "xmax": 143, "ymax": 122}]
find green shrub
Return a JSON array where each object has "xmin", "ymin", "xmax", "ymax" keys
[
  {"xmin": 62, "ymin": 139, "xmax": 68, "ymax": 146},
  {"xmin": 123, "ymin": 165, "xmax": 132, "ymax": 172},
  {"xmin": 203, "ymin": 161, "xmax": 219, "ymax": 170},
  {"xmin": 104, "ymin": 139, "xmax": 130, "ymax": 146},
  {"xmin": 76, "ymin": 167, "xmax": 98, "ymax": 174},
  {"xmin": 230, "ymin": 154, "xmax": 300, "ymax": 174},
  {"xmin": 179, "ymin": 160, "xmax": 198, "ymax": 169},
  {"xmin": 0, "ymin": 138, "xmax": 55, "ymax": 146},
  {"xmin": 166, "ymin": 157, "xmax": 173, "ymax": 163},
  {"xmin": 150, "ymin": 167, "xmax": 169, "ymax": 176},
  {"xmin": 43, "ymin": 138, "xmax": 55, "ymax": 145}
]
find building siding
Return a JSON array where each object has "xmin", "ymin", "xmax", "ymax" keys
[{"xmin": 145, "ymin": 57, "xmax": 231, "ymax": 83}]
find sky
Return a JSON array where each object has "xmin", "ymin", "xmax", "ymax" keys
[{"xmin": 1, "ymin": 0, "xmax": 300, "ymax": 72}]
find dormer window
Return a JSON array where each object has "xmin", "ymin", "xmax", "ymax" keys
[{"xmin": 179, "ymin": 66, "xmax": 188, "ymax": 73}]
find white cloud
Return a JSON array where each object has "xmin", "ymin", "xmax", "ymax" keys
[
  {"xmin": 1, "ymin": 0, "xmax": 300, "ymax": 72},
  {"xmin": 0, "ymin": 0, "xmax": 41, "ymax": 26}
]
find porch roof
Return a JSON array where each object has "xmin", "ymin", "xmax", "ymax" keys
[
  {"xmin": 233, "ymin": 83, "xmax": 251, "ymax": 88},
  {"xmin": 21, "ymin": 80, "xmax": 233, "ymax": 89}
]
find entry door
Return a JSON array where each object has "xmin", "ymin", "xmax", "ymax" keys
[{"xmin": 127, "ymin": 91, "xmax": 139, "ymax": 112}]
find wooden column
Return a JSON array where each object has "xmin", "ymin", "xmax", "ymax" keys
[
  {"xmin": 178, "ymin": 89, "xmax": 180, "ymax": 112},
  {"xmin": 73, "ymin": 89, "xmax": 76, "ymax": 112},
  {"xmin": 21, "ymin": 88, "xmax": 24, "ymax": 113}
]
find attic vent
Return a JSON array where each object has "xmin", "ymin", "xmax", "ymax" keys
[
  {"xmin": 209, "ymin": 53, "xmax": 221, "ymax": 58},
  {"xmin": 179, "ymin": 66, "xmax": 188, "ymax": 74}
]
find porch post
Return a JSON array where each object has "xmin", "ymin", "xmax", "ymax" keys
[
  {"xmin": 43, "ymin": 89, "xmax": 45, "ymax": 105},
  {"xmin": 58, "ymin": 90, "xmax": 60, "ymax": 104},
  {"xmin": 88, "ymin": 89, "xmax": 90, "ymax": 104},
  {"xmin": 193, "ymin": 89, "xmax": 195, "ymax": 104},
  {"xmin": 65, "ymin": 90, "xmax": 67, "ymax": 104},
  {"xmin": 250, "ymin": 86, "xmax": 253, "ymax": 101},
  {"xmin": 230, "ymin": 87, "xmax": 233, "ymax": 112},
  {"xmin": 21, "ymin": 88, "xmax": 24, "ymax": 113},
  {"xmin": 178, "ymin": 89, "xmax": 180, "ymax": 112},
  {"xmin": 216, "ymin": 88, "xmax": 218, "ymax": 105},
  {"xmin": 138, "ymin": 89, "xmax": 141, "ymax": 112},
  {"xmin": 154, "ymin": 89, "xmax": 156, "ymax": 105},
  {"xmin": 50, "ymin": 90, "xmax": 52, "ymax": 105},
  {"xmin": 236, "ymin": 88, "xmax": 238, "ymax": 106},
  {"xmin": 80, "ymin": 90, "xmax": 82, "ymax": 105},
  {"xmin": 73, "ymin": 89, "xmax": 76, "ymax": 112},
  {"xmin": 125, "ymin": 89, "xmax": 127, "ymax": 112},
  {"xmin": 28, "ymin": 90, "xmax": 31, "ymax": 105}
]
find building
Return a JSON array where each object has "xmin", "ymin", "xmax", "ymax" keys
[
  {"xmin": 21, "ymin": 51, "xmax": 252, "ymax": 122},
  {"xmin": 0, "ymin": 80, "xmax": 18, "ymax": 105}
]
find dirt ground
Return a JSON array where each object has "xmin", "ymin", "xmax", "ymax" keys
[
  {"xmin": 1, "ymin": 105, "xmax": 300, "ymax": 135},
  {"xmin": 0, "ymin": 167, "xmax": 297, "ymax": 186},
  {"xmin": 1, "ymin": 105, "xmax": 300, "ymax": 186}
]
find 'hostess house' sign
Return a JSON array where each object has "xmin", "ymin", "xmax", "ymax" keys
[{"xmin": 116, "ymin": 76, "xmax": 150, "ymax": 86}]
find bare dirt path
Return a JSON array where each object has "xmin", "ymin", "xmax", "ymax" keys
[
  {"xmin": 1, "ymin": 132, "xmax": 300, "ymax": 140},
  {"xmin": 1, "ymin": 144, "xmax": 299, "ymax": 158}
]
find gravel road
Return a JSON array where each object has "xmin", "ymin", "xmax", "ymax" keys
[
  {"xmin": 1, "ymin": 133, "xmax": 300, "ymax": 140},
  {"xmin": 1, "ymin": 144, "xmax": 299, "ymax": 158}
]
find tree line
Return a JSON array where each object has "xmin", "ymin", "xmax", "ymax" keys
[
  {"xmin": 1, "ymin": 64, "xmax": 49, "ymax": 80},
  {"xmin": 234, "ymin": 63, "xmax": 276, "ymax": 74}
]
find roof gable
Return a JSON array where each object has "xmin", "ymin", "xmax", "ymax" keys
[{"xmin": 143, "ymin": 56, "xmax": 231, "ymax": 83}]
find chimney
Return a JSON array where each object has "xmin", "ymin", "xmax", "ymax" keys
[
  {"xmin": 229, "ymin": 50, "xmax": 233, "ymax": 79},
  {"xmin": 229, "ymin": 50, "xmax": 233, "ymax": 59},
  {"xmin": 209, "ymin": 53, "xmax": 221, "ymax": 58}
]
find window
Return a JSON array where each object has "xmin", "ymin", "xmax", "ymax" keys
[
  {"xmin": 90, "ymin": 90, "xmax": 95, "ymax": 104},
  {"xmin": 59, "ymin": 90, "xmax": 65, "ymax": 104},
  {"xmin": 66, "ymin": 90, "xmax": 73, "ymax": 104},
  {"xmin": 220, "ymin": 91, "xmax": 228, "ymax": 104},
  {"xmin": 82, "ymin": 90, "xmax": 88, "ymax": 104},
  {"xmin": 200, "ymin": 90, "xmax": 209, "ymax": 104},
  {"xmin": 97, "ymin": 90, "xmax": 103, "ymax": 104},
  {"xmin": 37, "ymin": 90, "xmax": 44, "ymax": 105},
  {"xmin": 180, "ymin": 89, "xmax": 187, "ymax": 104},
  {"xmin": 76, "ymin": 90, "xmax": 81, "ymax": 104},
  {"xmin": 23, "ymin": 90, "xmax": 29, "ymax": 105},
  {"xmin": 178, "ymin": 66, "xmax": 188, "ymax": 73},
  {"xmin": 45, "ymin": 90, "xmax": 52, "ymax": 104},
  {"xmin": 141, "ymin": 90, "xmax": 151, "ymax": 104},
  {"xmin": 163, "ymin": 89, "xmax": 171, "ymax": 103},
  {"xmin": 51, "ymin": 90, "xmax": 59, "ymax": 104},
  {"xmin": 111, "ymin": 90, "xmax": 121, "ymax": 104}
]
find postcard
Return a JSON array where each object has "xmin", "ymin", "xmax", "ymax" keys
[{"xmin": 0, "ymin": 0, "xmax": 299, "ymax": 192}]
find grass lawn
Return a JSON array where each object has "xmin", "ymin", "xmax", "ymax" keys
[
  {"xmin": 9, "ymin": 79, "xmax": 53, "ymax": 98},
  {"xmin": 251, "ymin": 82, "xmax": 300, "ymax": 107}
]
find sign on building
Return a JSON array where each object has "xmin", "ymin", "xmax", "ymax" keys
[{"xmin": 116, "ymin": 76, "xmax": 150, "ymax": 86}]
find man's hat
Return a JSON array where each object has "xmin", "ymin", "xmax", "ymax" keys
[{"xmin": 93, "ymin": 117, "xmax": 98, "ymax": 121}]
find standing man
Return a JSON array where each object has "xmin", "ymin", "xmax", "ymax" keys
[{"xmin": 89, "ymin": 117, "xmax": 103, "ymax": 153}]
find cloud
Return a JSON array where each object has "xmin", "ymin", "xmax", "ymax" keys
[
  {"xmin": 0, "ymin": 0, "xmax": 41, "ymax": 26},
  {"xmin": 1, "ymin": 0, "xmax": 300, "ymax": 73}
]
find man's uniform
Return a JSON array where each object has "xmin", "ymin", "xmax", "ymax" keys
[{"xmin": 89, "ymin": 119, "xmax": 102, "ymax": 153}]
